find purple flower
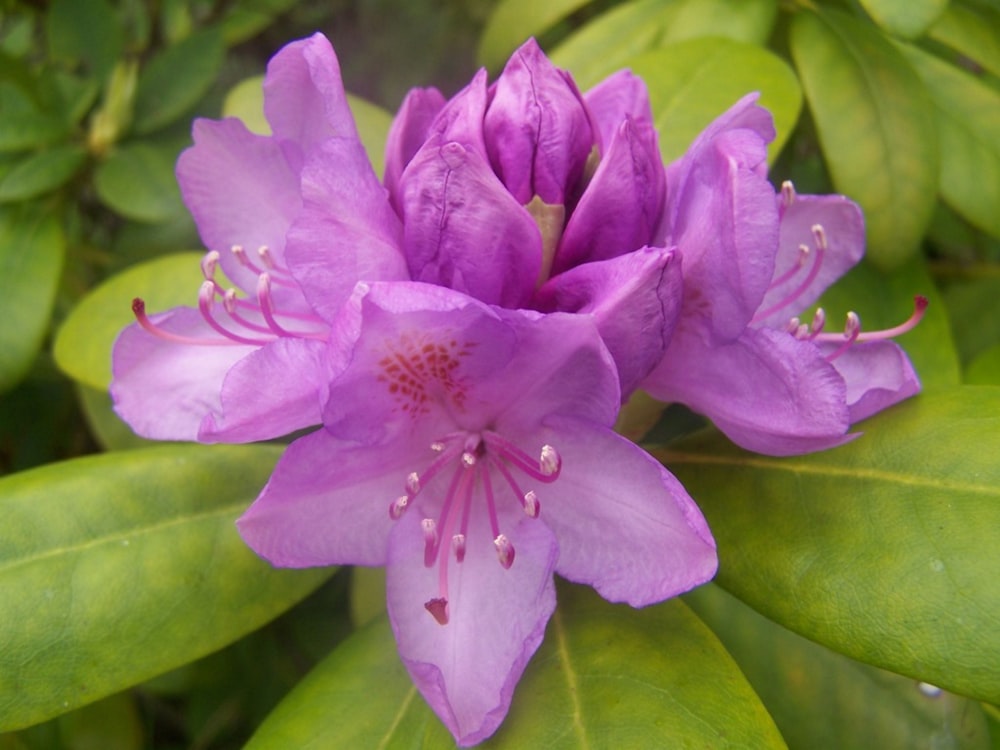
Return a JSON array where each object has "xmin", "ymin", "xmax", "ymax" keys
[
  {"xmin": 641, "ymin": 95, "xmax": 924, "ymax": 455},
  {"xmin": 294, "ymin": 37, "xmax": 680, "ymax": 396},
  {"xmin": 111, "ymin": 34, "xmax": 406, "ymax": 442},
  {"xmin": 236, "ymin": 281, "xmax": 716, "ymax": 745}
]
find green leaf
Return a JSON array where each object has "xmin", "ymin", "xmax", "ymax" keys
[
  {"xmin": 790, "ymin": 8, "xmax": 939, "ymax": 269},
  {"xmin": 132, "ymin": 27, "xmax": 224, "ymax": 135},
  {"xmin": 0, "ymin": 204, "xmax": 65, "ymax": 393},
  {"xmin": 965, "ymin": 345, "xmax": 1000, "ymax": 385},
  {"xmin": 0, "ymin": 444, "xmax": 333, "ymax": 731},
  {"xmin": 858, "ymin": 0, "xmax": 948, "ymax": 39},
  {"xmin": 624, "ymin": 38, "xmax": 802, "ymax": 163},
  {"xmin": 75, "ymin": 384, "xmax": 161, "ymax": 451},
  {"xmin": 928, "ymin": 1, "xmax": 1000, "ymax": 78},
  {"xmin": 657, "ymin": 386, "xmax": 1000, "ymax": 704},
  {"xmin": 53, "ymin": 252, "xmax": 204, "ymax": 391},
  {"xmin": 685, "ymin": 584, "xmax": 992, "ymax": 750},
  {"xmin": 245, "ymin": 583, "xmax": 786, "ymax": 748},
  {"xmin": 45, "ymin": 0, "xmax": 123, "ymax": 80},
  {"xmin": 93, "ymin": 141, "xmax": 187, "ymax": 222},
  {"xmin": 551, "ymin": 0, "xmax": 777, "ymax": 89},
  {"xmin": 0, "ymin": 145, "xmax": 87, "ymax": 203},
  {"xmin": 0, "ymin": 82, "xmax": 70, "ymax": 153},
  {"xmin": 478, "ymin": 0, "xmax": 594, "ymax": 70},
  {"xmin": 810, "ymin": 256, "xmax": 961, "ymax": 388},
  {"xmin": 898, "ymin": 43, "xmax": 1000, "ymax": 239},
  {"xmin": 942, "ymin": 276, "xmax": 1000, "ymax": 364},
  {"xmin": 222, "ymin": 75, "xmax": 393, "ymax": 178},
  {"xmin": 220, "ymin": 0, "xmax": 301, "ymax": 46}
]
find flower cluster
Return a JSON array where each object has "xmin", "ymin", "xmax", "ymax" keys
[{"xmin": 111, "ymin": 33, "xmax": 921, "ymax": 745}]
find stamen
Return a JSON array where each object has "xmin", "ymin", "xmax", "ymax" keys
[
  {"xmin": 780, "ymin": 180, "xmax": 796, "ymax": 210},
  {"xmin": 132, "ymin": 298, "xmax": 245, "ymax": 346},
  {"xmin": 752, "ymin": 231, "xmax": 827, "ymax": 324},
  {"xmin": 854, "ymin": 296, "xmax": 928, "ymax": 341},
  {"xmin": 257, "ymin": 245, "xmax": 276, "ymax": 270},
  {"xmin": 539, "ymin": 445, "xmax": 561, "ymax": 477},
  {"xmin": 817, "ymin": 296, "xmax": 927, "ymax": 361},
  {"xmin": 388, "ymin": 495, "xmax": 409, "ymax": 520},
  {"xmin": 406, "ymin": 472, "xmax": 421, "ymax": 495},
  {"xmin": 200, "ymin": 250, "xmax": 220, "ymax": 280},
  {"xmin": 421, "ymin": 518, "xmax": 438, "ymax": 567},
  {"xmin": 482, "ymin": 432, "xmax": 561, "ymax": 482},
  {"xmin": 494, "ymin": 534, "xmax": 515, "ymax": 569},
  {"xmin": 452, "ymin": 534, "xmax": 466, "ymax": 563},
  {"xmin": 256, "ymin": 274, "xmax": 327, "ymax": 340},
  {"xmin": 809, "ymin": 308, "xmax": 826, "ymax": 338},
  {"xmin": 424, "ymin": 597, "xmax": 449, "ymax": 625},
  {"xmin": 823, "ymin": 312, "xmax": 861, "ymax": 361},
  {"xmin": 198, "ymin": 281, "xmax": 272, "ymax": 345},
  {"xmin": 767, "ymin": 245, "xmax": 810, "ymax": 292},
  {"xmin": 523, "ymin": 490, "xmax": 540, "ymax": 518}
]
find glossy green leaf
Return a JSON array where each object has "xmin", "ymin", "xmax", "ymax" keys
[
  {"xmin": 965, "ymin": 345, "xmax": 1000, "ymax": 385},
  {"xmin": 657, "ymin": 386, "xmax": 1000, "ymax": 704},
  {"xmin": 0, "ymin": 82, "xmax": 69, "ymax": 153},
  {"xmin": 810, "ymin": 256, "xmax": 961, "ymax": 388},
  {"xmin": 790, "ymin": 8, "xmax": 939, "ymax": 269},
  {"xmin": 75, "ymin": 384, "xmax": 160, "ymax": 451},
  {"xmin": 858, "ymin": 0, "xmax": 948, "ymax": 39},
  {"xmin": 93, "ymin": 141, "xmax": 186, "ymax": 222},
  {"xmin": 899, "ymin": 43, "xmax": 1000, "ymax": 239},
  {"xmin": 0, "ymin": 204, "xmax": 65, "ymax": 393},
  {"xmin": 45, "ymin": 0, "xmax": 122, "ymax": 80},
  {"xmin": 53, "ymin": 252, "xmax": 204, "ymax": 391},
  {"xmin": 0, "ymin": 145, "xmax": 87, "ymax": 202},
  {"xmin": 0, "ymin": 444, "xmax": 332, "ymax": 731},
  {"xmin": 222, "ymin": 75, "xmax": 393, "ymax": 178},
  {"xmin": 686, "ymin": 584, "xmax": 992, "ymax": 750},
  {"xmin": 928, "ymin": 1, "xmax": 1000, "ymax": 78},
  {"xmin": 220, "ymin": 0, "xmax": 301, "ymax": 46},
  {"xmin": 478, "ymin": 0, "xmax": 593, "ymax": 70},
  {"xmin": 246, "ymin": 583, "xmax": 786, "ymax": 748},
  {"xmin": 131, "ymin": 27, "xmax": 224, "ymax": 135},
  {"xmin": 942, "ymin": 277, "xmax": 1000, "ymax": 364},
  {"xmin": 551, "ymin": 0, "xmax": 777, "ymax": 89},
  {"xmin": 624, "ymin": 38, "xmax": 802, "ymax": 163}
]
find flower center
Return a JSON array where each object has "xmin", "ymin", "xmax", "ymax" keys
[
  {"xmin": 388, "ymin": 431, "xmax": 561, "ymax": 625},
  {"xmin": 131, "ymin": 246, "xmax": 329, "ymax": 346}
]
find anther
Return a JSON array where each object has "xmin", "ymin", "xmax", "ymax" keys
[
  {"xmin": 780, "ymin": 180, "xmax": 797, "ymax": 207},
  {"xmin": 406, "ymin": 472, "xmax": 421, "ymax": 495},
  {"xmin": 424, "ymin": 597, "xmax": 449, "ymax": 625},
  {"xmin": 389, "ymin": 496, "xmax": 409, "ymax": 520},
  {"xmin": 523, "ymin": 490, "xmax": 540, "ymax": 518},
  {"xmin": 539, "ymin": 445, "xmax": 561, "ymax": 477},
  {"xmin": 257, "ymin": 245, "xmax": 275, "ymax": 269},
  {"xmin": 231, "ymin": 244, "xmax": 249, "ymax": 266},
  {"xmin": 461, "ymin": 451, "xmax": 477, "ymax": 468},
  {"xmin": 200, "ymin": 251, "xmax": 220, "ymax": 280},
  {"xmin": 422, "ymin": 518, "xmax": 438, "ymax": 567},
  {"xmin": 452, "ymin": 534, "xmax": 466, "ymax": 563},
  {"xmin": 494, "ymin": 534, "xmax": 515, "ymax": 569},
  {"xmin": 811, "ymin": 224, "xmax": 828, "ymax": 252}
]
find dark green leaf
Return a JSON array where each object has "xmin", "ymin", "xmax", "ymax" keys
[
  {"xmin": 942, "ymin": 277, "xmax": 1000, "ymax": 364},
  {"xmin": 0, "ymin": 204, "xmax": 65, "ymax": 393},
  {"xmin": 0, "ymin": 444, "xmax": 333, "ymax": 730},
  {"xmin": 657, "ymin": 386, "xmax": 1000, "ymax": 704},
  {"xmin": 858, "ymin": 0, "xmax": 948, "ymax": 39},
  {"xmin": 132, "ymin": 27, "xmax": 224, "ymax": 135},
  {"xmin": 53, "ymin": 252, "xmax": 204, "ymax": 390},
  {"xmin": 686, "ymin": 584, "xmax": 992, "ymax": 750},
  {"xmin": 245, "ymin": 583, "xmax": 786, "ymax": 748},
  {"xmin": 965, "ymin": 345, "xmax": 1000, "ymax": 385},
  {"xmin": 928, "ymin": 2, "xmax": 1000, "ymax": 78},
  {"xmin": 0, "ymin": 83, "xmax": 70, "ymax": 153},
  {"xmin": 45, "ymin": 0, "xmax": 123, "ymax": 80},
  {"xmin": 478, "ymin": 0, "xmax": 594, "ymax": 70},
  {"xmin": 790, "ymin": 8, "xmax": 939, "ymax": 269},
  {"xmin": 625, "ymin": 38, "xmax": 802, "ymax": 163},
  {"xmin": 220, "ymin": 0, "xmax": 302, "ymax": 46},
  {"xmin": 93, "ymin": 142, "xmax": 187, "ymax": 222},
  {"xmin": 899, "ymin": 43, "xmax": 1000, "ymax": 239},
  {"xmin": 0, "ymin": 145, "xmax": 87, "ymax": 203}
]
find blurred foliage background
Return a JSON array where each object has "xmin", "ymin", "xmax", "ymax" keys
[{"xmin": 1, "ymin": 0, "xmax": 999, "ymax": 748}]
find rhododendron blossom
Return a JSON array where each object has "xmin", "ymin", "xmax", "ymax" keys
[{"xmin": 236, "ymin": 282, "xmax": 716, "ymax": 745}]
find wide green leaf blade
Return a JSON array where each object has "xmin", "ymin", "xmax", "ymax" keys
[
  {"xmin": 857, "ymin": 0, "xmax": 948, "ymax": 39},
  {"xmin": 246, "ymin": 583, "xmax": 786, "ymax": 748},
  {"xmin": 966, "ymin": 345, "xmax": 1000, "ymax": 385},
  {"xmin": 685, "ymin": 584, "xmax": 992, "ymax": 750},
  {"xmin": 93, "ymin": 141, "xmax": 187, "ymax": 223},
  {"xmin": 657, "ymin": 386, "xmax": 1000, "ymax": 704},
  {"xmin": 478, "ymin": 0, "xmax": 593, "ymax": 70},
  {"xmin": 790, "ymin": 8, "xmax": 939, "ymax": 269},
  {"xmin": 131, "ymin": 27, "xmax": 224, "ymax": 135},
  {"xmin": 45, "ymin": 0, "xmax": 123, "ymax": 80},
  {"xmin": 898, "ymin": 43, "xmax": 1000, "ymax": 239},
  {"xmin": 0, "ymin": 203, "xmax": 65, "ymax": 393},
  {"xmin": 53, "ymin": 252, "xmax": 204, "ymax": 391},
  {"xmin": 928, "ymin": 2, "xmax": 1000, "ymax": 78},
  {"xmin": 0, "ymin": 145, "xmax": 87, "ymax": 203},
  {"xmin": 551, "ymin": 0, "xmax": 777, "ymax": 90},
  {"xmin": 0, "ymin": 444, "xmax": 332, "ymax": 731},
  {"xmin": 624, "ymin": 38, "xmax": 802, "ymax": 163}
]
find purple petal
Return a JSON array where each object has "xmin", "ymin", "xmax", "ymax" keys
[
  {"xmin": 110, "ymin": 309, "xmax": 253, "ymax": 441},
  {"xmin": 755, "ymin": 193, "xmax": 866, "ymax": 328},
  {"xmin": 825, "ymin": 341, "xmax": 921, "ymax": 423},
  {"xmin": 425, "ymin": 70, "xmax": 490, "ymax": 158},
  {"xmin": 400, "ymin": 142, "xmax": 541, "ymax": 307},
  {"xmin": 645, "ymin": 326, "xmax": 854, "ymax": 456},
  {"xmin": 527, "ymin": 415, "xmax": 716, "ymax": 606},
  {"xmin": 661, "ymin": 94, "xmax": 779, "ymax": 342},
  {"xmin": 556, "ymin": 117, "xmax": 665, "ymax": 272},
  {"xmin": 176, "ymin": 118, "xmax": 301, "ymax": 296},
  {"xmin": 198, "ymin": 337, "xmax": 328, "ymax": 442},
  {"xmin": 385, "ymin": 506, "xmax": 558, "ymax": 746},
  {"xmin": 384, "ymin": 86, "xmax": 447, "ymax": 208},
  {"xmin": 583, "ymin": 69, "xmax": 654, "ymax": 153},
  {"xmin": 534, "ymin": 246, "xmax": 682, "ymax": 397},
  {"xmin": 262, "ymin": 33, "xmax": 359, "ymax": 163},
  {"xmin": 285, "ymin": 138, "xmax": 409, "ymax": 322},
  {"xmin": 483, "ymin": 39, "xmax": 594, "ymax": 204},
  {"xmin": 237, "ymin": 427, "xmax": 423, "ymax": 567}
]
